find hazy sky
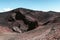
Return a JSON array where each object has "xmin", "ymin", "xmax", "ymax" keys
[{"xmin": 0, "ymin": 0, "xmax": 60, "ymax": 12}]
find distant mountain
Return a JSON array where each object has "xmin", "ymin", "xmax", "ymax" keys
[{"xmin": 0, "ymin": 8, "xmax": 60, "ymax": 33}]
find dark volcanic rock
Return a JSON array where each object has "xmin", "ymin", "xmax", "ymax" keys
[
  {"xmin": 0, "ymin": 8, "xmax": 60, "ymax": 40},
  {"xmin": 0, "ymin": 8, "xmax": 60, "ymax": 33}
]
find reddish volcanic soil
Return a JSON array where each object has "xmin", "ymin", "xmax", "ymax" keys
[
  {"xmin": 0, "ymin": 8, "xmax": 60, "ymax": 40},
  {"xmin": 0, "ymin": 26, "xmax": 13, "ymax": 33}
]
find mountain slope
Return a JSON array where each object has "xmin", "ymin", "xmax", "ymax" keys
[{"xmin": 0, "ymin": 8, "xmax": 60, "ymax": 40}]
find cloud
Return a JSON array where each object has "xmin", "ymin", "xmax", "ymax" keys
[{"xmin": 0, "ymin": 8, "xmax": 13, "ymax": 12}]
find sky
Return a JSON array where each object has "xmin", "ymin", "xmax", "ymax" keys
[{"xmin": 0, "ymin": 0, "xmax": 60, "ymax": 12}]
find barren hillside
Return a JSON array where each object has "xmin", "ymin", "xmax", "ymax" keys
[{"xmin": 0, "ymin": 8, "xmax": 60, "ymax": 40}]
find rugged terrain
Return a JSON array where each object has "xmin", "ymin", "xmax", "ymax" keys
[{"xmin": 0, "ymin": 8, "xmax": 60, "ymax": 40}]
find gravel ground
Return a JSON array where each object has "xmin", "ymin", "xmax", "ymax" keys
[{"xmin": 0, "ymin": 23, "xmax": 60, "ymax": 40}]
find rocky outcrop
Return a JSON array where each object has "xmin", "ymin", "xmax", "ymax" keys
[{"xmin": 0, "ymin": 8, "xmax": 60, "ymax": 40}]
